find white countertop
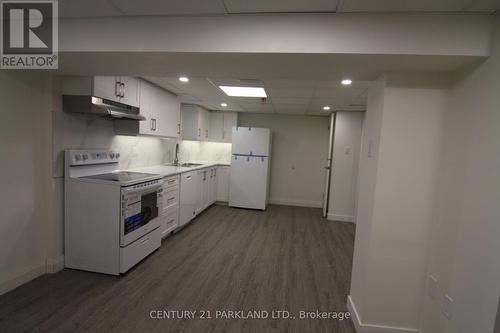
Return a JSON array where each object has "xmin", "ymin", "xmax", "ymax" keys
[{"xmin": 128, "ymin": 161, "xmax": 230, "ymax": 178}]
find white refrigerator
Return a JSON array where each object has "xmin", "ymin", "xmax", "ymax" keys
[{"xmin": 229, "ymin": 127, "xmax": 272, "ymax": 210}]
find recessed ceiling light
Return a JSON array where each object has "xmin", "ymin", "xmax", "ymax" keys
[
  {"xmin": 219, "ymin": 86, "xmax": 267, "ymax": 98},
  {"xmin": 323, "ymin": 106, "xmax": 331, "ymax": 111},
  {"xmin": 341, "ymin": 79, "xmax": 352, "ymax": 85},
  {"xmin": 221, "ymin": 103, "xmax": 228, "ymax": 107},
  {"xmin": 178, "ymin": 76, "xmax": 189, "ymax": 83}
]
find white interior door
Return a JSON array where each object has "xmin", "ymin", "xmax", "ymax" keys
[{"xmin": 323, "ymin": 113, "xmax": 336, "ymax": 217}]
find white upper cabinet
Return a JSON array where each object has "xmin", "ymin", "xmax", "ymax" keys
[
  {"xmin": 156, "ymin": 85, "xmax": 181, "ymax": 138},
  {"xmin": 222, "ymin": 112, "xmax": 238, "ymax": 143},
  {"xmin": 209, "ymin": 111, "xmax": 224, "ymax": 142},
  {"xmin": 63, "ymin": 75, "xmax": 140, "ymax": 108},
  {"xmin": 181, "ymin": 104, "xmax": 211, "ymax": 141},
  {"xmin": 93, "ymin": 76, "xmax": 140, "ymax": 108},
  {"xmin": 92, "ymin": 76, "xmax": 120, "ymax": 102},
  {"xmin": 118, "ymin": 76, "xmax": 140, "ymax": 108},
  {"xmin": 183, "ymin": 106, "xmax": 238, "ymax": 143},
  {"xmin": 116, "ymin": 80, "xmax": 180, "ymax": 138}
]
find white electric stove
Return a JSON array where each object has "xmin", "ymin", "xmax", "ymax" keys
[{"xmin": 64, "ymin": 149, "xmax": 164, "ymax": 275}]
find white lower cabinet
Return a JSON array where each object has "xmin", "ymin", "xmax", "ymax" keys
[
  {"xmin": 180, "ymin": 171, "xmax": 197, "ymax": 227},
  {"xmin": 216, "ymin": 166, "xmax": 230, "ymax": 202},
  {"xmin": 209, "ymin": 167, "xmax": 217, "ymax": 205},
  {"xmin": 196, "ymin": 168, "xmax": 209, "ymax": 214},
  {"xmin": 159, "ymin": 175, "xmax": 180, "ymax": 238},
  {"xmin": 176, "ymin": 165, "xmax": 228, "ymax": 229}
]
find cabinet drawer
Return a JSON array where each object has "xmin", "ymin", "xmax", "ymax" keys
[
  {"xmin": 164, "ymin": 175, "xmax": 180, "ymax": 188},
  {"xmin": 120, "ymin": 229, "xmax": 161, "ymax": 273},
  {"xmin": 160, "ymin": 208, "xmax": 179, "ymax": 237},
  {"xmin": 161, "ymin": 185, "xmax": 179, "ymax": 213}
]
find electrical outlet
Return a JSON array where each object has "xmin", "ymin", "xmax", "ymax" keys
[
  {"xmin": 442, "ymin": 294, "xmax": 454, "ymax": 319},
  {"xmin": 427, "ymin": 275, "xmax": 438, "ymax": 299}
]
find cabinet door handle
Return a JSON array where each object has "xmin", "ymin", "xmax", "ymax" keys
[
  {"xmin": 151, "ymin": 119, "xmax": 155, "ymax": 131},
  {"xmin": 205, "ymin": 129, "xmax": 208, "ymax": 138},
  {"xmin": 154, "ymin": 119, "xmax": 157, "ymax": 131},
  {"xmin": 177, "ymin": 123, "xmax": 180, "ymax": 135},
  {"xmin": 115, "ymin": 81, "xmax": 121, "ymax": 97},
  {"xmin": 121, "ymin": 83, "xmax": 125, "ymax": 98},
  {"xmin": 214, "ymin": 168, "xmax": 217, "ymax": 177},
  {"xmin": 198, "ymin": 128, "xmax": 201, "ymax": 137}
]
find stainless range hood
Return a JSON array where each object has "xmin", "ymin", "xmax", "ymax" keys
[{"xmin": 62, "ymin": 95, "xmax": 146, "ymax": 121}]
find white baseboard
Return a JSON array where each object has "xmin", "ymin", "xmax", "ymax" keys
[
  {"xmin": 327, "ymin": 213, "xmax": 355, "ymax": 223},
  {"xmin": 46, "ymin": 255, "xmax": 65, "ymax": 273},
  {"xmin": 0, "ymin": 264, "xmax": 46, "ymax": 296},
  {"xmin": 269, "ymin": 198, "xmax": 322, "ymax": 208},
  {"xmin": 347, "ymin": 296, "xmax": 420, "ymax": 333}
]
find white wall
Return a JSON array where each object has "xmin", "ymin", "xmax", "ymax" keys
[
  {"xmin": 238, "ymin": 113, "xmax": 329, "ymax": 208},
  {"xmin": 0, "ymin": 71, "xmax": 53, "ymax": 294},
  {"xmin": 420, "ymin": 15, "xmax": 500, "ymax": 333},
  {"xmin": 328, "ymin": 112, "xmax": 364, "ymax": 223},
  {"xmin": 349, "ymin": 75, "xmax": 449, "ymax": 331}
]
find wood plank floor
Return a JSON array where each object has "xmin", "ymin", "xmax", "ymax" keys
[{"xmin": 0, "ymin": 205, "xmax": 356, "ymax": 333}]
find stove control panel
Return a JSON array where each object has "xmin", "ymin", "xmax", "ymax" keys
[{"xmin": 66, "ymin": 149, "xmax": 120, "ymax": 166}]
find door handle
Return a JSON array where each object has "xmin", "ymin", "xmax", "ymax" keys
[{"xmin": 121, "ymin": 83, "xmax": 125, "ymax": 98}]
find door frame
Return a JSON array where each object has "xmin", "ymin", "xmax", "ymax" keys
[{"xmin": 322, "ymin": 112, "xmax": 336, "ymax": 217}]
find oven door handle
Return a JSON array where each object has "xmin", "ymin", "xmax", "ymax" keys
[{"xmin": 122, "ymin": 182, "xmax": 163, "ymax": 195}]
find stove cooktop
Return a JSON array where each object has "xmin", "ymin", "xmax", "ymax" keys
[{"xmin": 80, "ymin": 171, "xmax": 160, "ymax": 183}]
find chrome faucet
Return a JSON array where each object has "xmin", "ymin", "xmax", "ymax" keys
[{"xmin": 173, "ymin": 143, "xmax": 180, "ymax": 166}]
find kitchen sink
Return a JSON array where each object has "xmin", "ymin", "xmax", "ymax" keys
[
  {"xmin": 179, "ymin": 163, "xmax": 204, "ymax": 167},
  {"xmin": 181, "ymin": 163, "xmax": 203, "ymax": 167},
  {"xmin": 166, "ymin": 162, "xmax": 204, "ymax": 167}
]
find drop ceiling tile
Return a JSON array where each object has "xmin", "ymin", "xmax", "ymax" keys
[
  {"xmin": 313, "ymin": 87, "xmax": 367, "ymax": 99},
  {"xmin": 267, "ymin": 87, "xmax": 314, "ymax": 99},
  {"xmin": 240, "ymin": 103, "xmax": 274, "ymax": 113},
  {"xmin": 274, "ymin": 104, "xmax": 309, "ymax": 114},
  {"xmin": 308, "ymin": 102, "xmax": 366, "ymax": 113},
  {"xmin": 60, "ymin": 0, "xmax": 123, "ymax": 18},
  {"xmin": 111, "ymin": 0, "xmax": 226, "ymax": 16},
  {"xmin": 264, "ymin": 79, "xmax": 316, "ymax": 88},
  {"xmin": 224, "ymin": 0, "xmax": 338, "ymax": 13},
  {"xmin": 271, "ymin": 97, "xmax": 310, "ymax": 105},
  {"xmin": 316, "ymin": 80, "xmax": 372, "ymax": 89}
]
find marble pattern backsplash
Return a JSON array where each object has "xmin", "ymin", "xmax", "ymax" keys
[
  {"xmin": 52, "ymin": 111, "xmax": 176, "ymax": 178},
  {"xmin": 178, "ymin": 140, "xmax": 232, "ymax": 164},
  {"xmin": 52, "ymin": 112, "xmax": 231, "ymax": 178}
]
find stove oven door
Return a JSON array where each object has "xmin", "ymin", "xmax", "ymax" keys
[{"xmin": 120, "ymin": 181, "xmax": 162, "ymax": 247}]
